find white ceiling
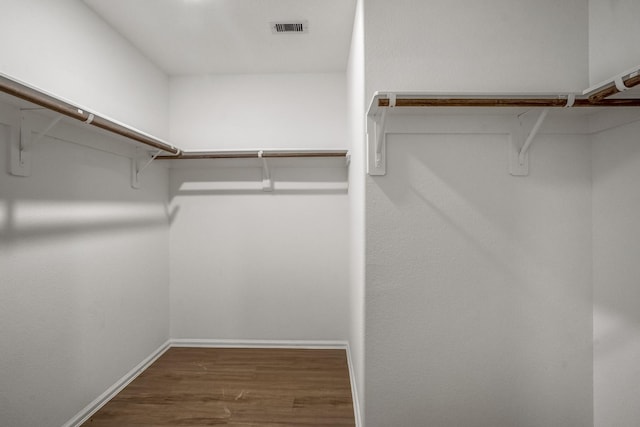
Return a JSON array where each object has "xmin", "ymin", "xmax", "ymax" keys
[{"xmin": 83, "ymin": 0, "xmax": 357, "ymax": 76}]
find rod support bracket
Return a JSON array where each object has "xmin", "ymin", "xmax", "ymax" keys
[
  {"xmin": 614, "ymin": 76, "xmax": 631, "ymax": 92},
  {"xmin": 509, "ymin": 108, "xmax": 549, "ymax": 176},
  {"xmin": 258, "ymin": 150, "xmax": 273, "ymax": 192},
  {"xmin": 131, "ymin": 149, "xmax": 162, "ymax": 189},
  {"xmin": 564, "ymin": 94, "xmax": 576, "ymax": 108},
  {"xmin": 10, "ymin": 113, "xmax": 62, "ymax": 177},
  {"xmin": 367, "ymin": 103, "xmax": 389, "ymax": 175},
  {"xmin": 9, "ymin": 118, "xmax": 30, "ymax": 177}
]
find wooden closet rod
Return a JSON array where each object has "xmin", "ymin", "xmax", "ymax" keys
[
  {"xmin": 375, "ymin": 72, "xmax": 640, "ymax": 108},
  {"xmin": 157, "ymin": 150, "xmax": 349, "ymax": 160},
  {"xmin": 377, "ymin": 97, "xmax": 640, "ymax": 108},
  {"xmin": 588, "ymin": 73, "xmax": 640, "ymax": 102},
  {"xmin": 0, "ymin": 74, "xmax": 180, "ymax": 155}
]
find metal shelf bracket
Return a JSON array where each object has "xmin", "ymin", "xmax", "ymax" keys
[
  {"xmin": 258, "ymin": 150, "xmax": 273, "ymax": 192},
  {"xmin": 375, "ymin": 109, "xmax": 388, "ymax": 168},
  {"xmin": 10, "ymin": 113, "xmax": 63, "ymax": 177},
  {"xmin": 367, "ymin": 108, "xmax": 388, "ymax": 175},
  {"xmin": 509, "ymin": 108, "xmax": 549, "ymax": 176},
  {"xmin": 367, "ymin": 93, "xmax": 396, "ymax": 176},
  {"xmin": 131, "ymin": 149, "xmax": 162, "ymax": 189}
]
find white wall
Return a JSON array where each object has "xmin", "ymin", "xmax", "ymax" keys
[
  {"xmin": 169, "ymin": 161, "xmax": 349, "ymax": 340},
  {"xmin": 0, "ymin": 0, "xmax": 170, "ymax": 138},
  {"xmin": 170, "ymin": 73, "xmax": 346, "ymax": 150},
  {"xmin": 588, "ymin": 3, "xmax": 640, "ymax": 426},
  {"xmin": 168, "ymin": 73, "xmax": 350, "ymax": 342},
  {"xmin": 366, "ymin": 123, "xmax": 593, "ymax": 427},
  {"xmin": 0, "ymin": 105, "xmax": 170, "ymax": 427},
  {"xmin": 592, "ymin": 119, "xmax": 640, "ymax": 427},
  {"xmin": 365, "ymin": 0, "xmax": 589, "ymax": 96},
  {"xmin": 363, "ymin": 1, "xmax": 592, "ymax": 425},
  {"xmin": 589, "ymin": 0, "xmax": 640, "ymax": 84},
  {"xmin": 0, "ymin": 2, "xmax": 172, "ymax": 425},
  {"xmin": 347, "ymin": 0, "xmax": 365, "ymax": 422}
]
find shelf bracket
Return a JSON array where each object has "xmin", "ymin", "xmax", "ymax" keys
[
  {"xmin": 509, "ymin": 108, "xmax": 549, "ymax": 176},
  {"xmin": 258, "ymin": 150, "xmax": 273, "ymax": 192},
  {"xmin": 32, "ymin": 115, "xmax": 63, "ymax": 145},
  {"xmin": 367, "ymin": 93, "xmax": 397, "ymax": 176},
  {"xmin": 131, "ymin": 149, "xmax": 162, "ymax": 189},
  {"xmin": 367, "ymin": 108, "xmax": 389, "ymax": 175},
  {"xmin": 375, "ymin": 108, "xmax": 388, "ymax": 168},
  {"xmin": 10, "ymin": 113, "xmax": 63, "ymax": 177},
  {"xmin": 9, "ymin": 116, "xmax": 31, "ymax": 177}
]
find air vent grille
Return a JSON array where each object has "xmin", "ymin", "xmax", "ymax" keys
[{"xmin": 271, "ymin": 21, "xmax": 308, "ymax": 34}]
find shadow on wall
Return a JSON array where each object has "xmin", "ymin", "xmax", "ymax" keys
[
  {"xmin": 366, "ymin": 130, "xmax": 593, "ymax": 426},
  {"xmin": 374, "ymin": 131, "xmax": 592, "ymax": 305},
  {"xmin": 0, "ymin": 202, "xmax": 169, "ymax": 245},
  {"xmin": 371, "ymin": 133, "xmax": 524, "ymax": 287},
  {"xmin": 0, "ymin": 120, "xmax": 172, "ymax": 426},
  {"xmin": 169, "ymin": 157, "xmax": 349, "ymax": 200},
  {"xmin": 0, "ymin": 122, "xmax": 171, "ymax": 246}
]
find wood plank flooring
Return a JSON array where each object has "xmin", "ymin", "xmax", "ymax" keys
[{"xmin": 83, "ymin": 347, "xmax": 355, "ymax": 426}]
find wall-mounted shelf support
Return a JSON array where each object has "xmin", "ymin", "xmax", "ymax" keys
[
  {"xmin": 374, "ymin": 109, "xmax": 387, "ymax": 168},
  {"xmin": 519, "ymin": 108, "xmax": 549, "ymax": 164},
  {"xmin": 8, "ymin": 120, "xmax": 28, "ymax": 176},
  {"xmin": 131, "ymin": 149, "xmax": 162, "ymax": 189},
  {"xmin": 9, "ymin": 113, "xmax": 63, "ymax": 177},
  {"xmin": 32, "ymin": 114, "xmax": 63, "ymax": 145},
  {"xmin": 367, "ymin": 83, "xmax": 640, "ymax": 177},
  {"xmin": 509, "ymin": 108, "xmax": 549, "ymax": 176},
  {"xmin": 367, "ymin": 106, "xmax": 389, "ymax": 176},
  {"xmin": 258, "ymin": 150, "xmax": 273, "ymax": 192}
]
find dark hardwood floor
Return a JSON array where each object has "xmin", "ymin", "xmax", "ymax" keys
[{"xmin": 83, "ymin": 347, "xmax": 355, "ymax": 426}]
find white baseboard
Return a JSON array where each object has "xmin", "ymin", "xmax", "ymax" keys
[
  {"xmin": 345, "ymin": 343, "xmax": 362, "ymax": 427},
  {"xmin": 170, "ymin": 338, "xmax": 349, "ymax": 349},
  {"xmin": 61, "ymin": 340, "xmax": 171, "ymax": 427},
  {"xmin": 63, "ymin": 339, "xmax": 362, "ymax": 427}
]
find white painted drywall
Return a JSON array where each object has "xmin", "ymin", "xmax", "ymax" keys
[
  {"xmin": 589, "ymin": 0, "xmax": 640, "ymax": 85},
  {"xmin": 0, "ymin": 0, "xmax": 170, "ymax": 138},
  {"xmin": 347, "ymin": 0, "xmax": 365, "ymax": 421},
  {"xmin": 592, "ymin": 119, "xmax": 640, "ymax": 427},
  {"xmin": 0, "ymin": 106, "xmax": 170, "ymax": 427},
  {"xmin": 365, "ymin": 0, "xmax": 589, "ymax": 96},
  {"xmin": 366, "ymin": 124, "xmax": 593, "ymax": 427},
  {"xmin": 168, "ymin": 73, "xmax": 350, "ymax": 342},
  {"xmin": 0, "ymin": 3, "xmax": 171, "ymax": 425},
  {"xmin": 169, "ymin": 73, "xmax": 346, "ymax": 150},
  {"xmin": 363, "ymin": 1, "xmax": 592, "ymax": 425},
  {"xmin": 168, "ymin": 161, "xmax": 350, "ymax": 341}
]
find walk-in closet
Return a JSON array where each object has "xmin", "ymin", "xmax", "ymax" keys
[{"xmin": 1, "ymin": 1, "xmax": 640, "ymax": 426}]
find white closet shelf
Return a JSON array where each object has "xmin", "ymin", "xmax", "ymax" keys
[
  {"xmin": 367, "ymin": 91, "xmax": 640, "ymax": 117},
  {"xmin": 157, "ymin": 149, "xmax": 349, "ymax": 160},
  {"xmin": 0, "ymin": 72, "xmax": 349, "ymax": 187},
  {"xmin": 0, "ymin": 73, "xmax": 180, "ymax": 155},
  {"xmin": 368, "ymin": 66, "xmax": 640, "ymax": 115},
  {"xmin": 366, "ymin": 67, "xmax": 640, "ymax": 176},
  {"xmin": 0, "ymin": 73, "xmax": 347, "ymax": 161}
]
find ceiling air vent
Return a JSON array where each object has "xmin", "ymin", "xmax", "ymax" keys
[{"xmin": 270, "ymin": 21, "xmax": 308, "ymax": 34}]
